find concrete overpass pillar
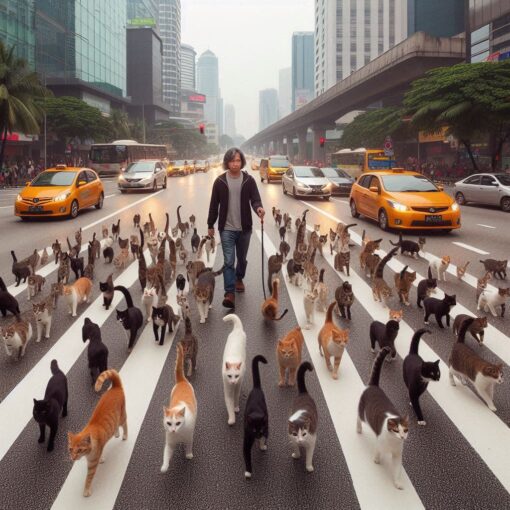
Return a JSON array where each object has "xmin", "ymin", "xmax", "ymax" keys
[
  {"xmin": 297, "ymin": 129, "xmax": 308, "ymax": 164},
  {"xmin": 312, "ymin": 126, "xmax": 326, "ymax": 163},
  {"xmin": 276, "ymin": 137, "xmax": 284, "ymax": 155},
  {"xmin": 286, "ymin": 134, "xmax": 294, "ymax": 161}
]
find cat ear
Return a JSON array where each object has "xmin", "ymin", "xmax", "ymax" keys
[
  {"xmin": 402, "ymin": 415, "xmax": 410, "ymax": 427},
  {"xmin": 225, "ymin": 362, "xmax": 231, "ymax": 370},
  {"xmin": 177, "ymin": 408, "xmax": 186, "ymax": 418},
  {"xmin": 434, "ymin": 360, "xmax": 440, "ymax": 366},
  {"xmin": 234, "ymin": 362, "xmax": 242, "ymax": 370},
  {"xmin": 33, "ymin": 398, "xmax": 37, "ymax": 404}
]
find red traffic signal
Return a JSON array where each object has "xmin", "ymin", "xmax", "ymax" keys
[
  {"xmin": 199, "ymin": 123, "xmax": 205, "ymax": 135},
  {"xmin": 319, "ymin": 137, "xmax": 326, "ymax": 148}
]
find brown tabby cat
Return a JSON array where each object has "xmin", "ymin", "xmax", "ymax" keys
[
  {"xmin": 452, "ymin": 314, "xmax": 488, "ymax": 345},
  {"xmin": 303, "ymin": 250, "xmax": 319, "ymax": 291},
  {"xmin": 394, "ymin": 265, "xmax": 417, "ymax": 306},
  {"xmin": 318, "ymin": 302, "xmax": 349, "ymax": 379},
  {"xmin": 194, "ymin": 267, "xmax": 224, "ymax": 323},
  {"xmin": 186, "ymin": 260, "xmax": 205, "ymax": 290},
  {"xmin": 334, "ymin": 251, "xmax": 350, "ymax": 276},
  {"xmin": 360, "ymin": 237, "xmax": 382, "ymax": 270},
  {"xmin": 372, "ymin": 248, "xmax": 398, "ymax": 307},
  {"xmin": 267, "ymin": 252, "xmax": 284, "ymax": 290},
  {"xmin": 1, "ymin": 316, "xmax": 33, "ymax": 359},
  {"xmin": 276, "ymin": 326, "xmax": 304, "ymax": 386},
  {"xmin": 57, "ymin": 252, "xmax": 70, "ymax": 284},
  {"xmin": 51, "ymin": 240, "xmax": 61, "ymax": 263},
  {"xmin": 68, "ymin": 370, "xmax": 127, "ymax": 497},
  {"xmin": 27, "ymin": 274, "xmax": 46, "ymax": 301},
  {"xmin": 456, "ymin": 261, "xmax": 470, "ymax": 280},
  {"xmin": 261, "ymin": 279, "xmax": 288, "ymax": 321},
  {"xmin": 365, "ymin": 253, "xmax": 381, "ymax": 279}
]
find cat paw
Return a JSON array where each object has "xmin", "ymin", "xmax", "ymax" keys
[
  {"xmin": 259, "ymin": 444, "xmax": 267, "ymax": 451},
  {"xmin": 99, "ymin": 457, "xmax": 105, "ymax": 464},
  {"xmin": 234, "ymin": 406, "xmax": 240, "ymax": 413},
  {"xmin": 394, "ymin": 481, "xmax": 404, "ymax": 490},
  {"xmin": 186, "ymin": 453, "xmax": 193, "ymax": 460},
  {"xmin": 244, "ymin": 471, "xmax": 252, "ymax": 479},
  {"xmin": 228, "ymin": 417, "xmax": 235, "ymax": 426},
  {"xmin": 160, "ymin": 464, "xmax": 169, "ymax": 473},
  {"xmin": 278, "ymin": 381, "xmax": 285, "ymax": 387},
  {"xmin": 370, "ymin": 348, "xmax": 375, "ymax": 353},
  {"xmin": 417, "ymin": 420, "xmax": 427, "ymax": 426},
  {"xmin": 489, "ymin": 405, "xmax": 497, "ymax": 412},
  {"xmin": 291, "ymin": 452, "xmax": 301, "ymax": 459},
  {"xmin": 332, "ymin": 373, "xmax": 338, "ymax": 380},
  {"xmin": 38, "ymin": 437, "xmax": 45, "ymax": 443},
  {"xmin": 200, "ymin": 319, "xmax": 205, "ymax": 324},
  {"xmin": 306, "ymin": 465, "xmax": 314, "ymax": 473},
  {"xmin": 83, "ymin": 489, "xmax": 92, "ymax": 497},
  {"xmin": 423, "ymin": 320, "xmax": 429, "ymax": 325},
  {"xmin": 373, "ymin": 456, "xmax": 380, "ymax": 465},
  {"xmin": 47, "ymin": 443, "xmax": 55, "ymax": 452}
]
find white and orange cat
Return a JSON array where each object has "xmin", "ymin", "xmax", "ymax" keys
[
  {"xmin": 68, "ymin": 369, "xmax": 127, "ymax": 497},
  {"xmin": 277, "ymin": 326, "xmax": 304, "ymax": 387},
  {"xmin": 62, "ymin": 277, "xmax": 93, "ymax": 317},
  {"xmin": 141, "ymin": 286, "xmax": 158, "ymax": 322},
  {"xmin": 161, "ymin": 343, "xmax": 197, "ymax": 472},
  {"xmin": 1, "ymin": 316, "xmax": 33, "ymax": 359},
  {"xmin": 429, "ymin": 256, "xmax": 450, "ymax": 281},
  {"xmin": 318, "ymin": 302, "xmax": 349, "ymax": 379}
]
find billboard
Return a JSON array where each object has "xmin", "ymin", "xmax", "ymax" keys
[
  {"xmin": 295, "ymin": 88, "xmax": 313, "ymax": 110},
  {"xmin": 128, "ymin": 18, "xmax": 156, "ymax": 27},
  {"xmin": 188, "ymin": 94, "xmax": 206, "ymax": 103}
]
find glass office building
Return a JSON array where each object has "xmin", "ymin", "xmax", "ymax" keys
[{"xmin": 0, "ymin": 0, "xmax": 35, "ymax": 68}]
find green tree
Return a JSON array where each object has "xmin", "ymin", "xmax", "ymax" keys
[
  {"xmin": 109, "ymin": 109, "xmax": 131, "ymax": 139},
  {"xmin": 219, "ymin": 134, "xmax": 234, "ymax": 150},
  {"xmin": 404, "ymin": 61, "xmax": 510, "ymax": 172},
  {"xmin": 148, "ymin": 121, "xmax": 208, "ymax": 158},
  {"xmin": 0, "ymin": 41, "xmax": 50, "ymax": 169}
]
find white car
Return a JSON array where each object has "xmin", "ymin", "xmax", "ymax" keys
[
  {"xmin": 282, "ymin": 166, "xmax": 332, "ymax": 200},
  {"xmin": 118, "ymin": 160, "xmax": 167, "ymax": 193},
  {"xmin": 454, "ymin": 173, "xmax": 510, "ymax": 211}
]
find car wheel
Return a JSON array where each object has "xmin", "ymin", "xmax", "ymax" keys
[
  {"xmin": 152, "ymin": 180, "xmax": 157, "ymax": 192},
  {"xmin": 20, "ymin": 216, "xmax": 29, "ymax": 221},
  {"xmin": 292, "ymin": 186, "xmax": 297, "ymax": 199},
  {"xmin": 501, "ymin": 196, "xmax": 510, "ymax": 212},
  {"xmin": 442, "ymin": 229, "xmax": 453, "ymax": 233},
  {"xmin": 120, "ymin": 189, "xmax": 127, "ymax": 194},
  {"xmin": 69, "ymin": 200, "xmax": 79, "ymax": 219},
  {"xmin": 163, "ymin": 178, "xmax": 167, "ymax": 189},
  {"xmin": 95, "ymin": 192, "xmax": 104, "ymax": 209},
  {"xmin": 260, "ymin": 176, "xmax": 264, "ymax": 183},
  {"xmin": 323, "ymin": 195, "xmax": 330, "ymax": 201},
  {"xmin": 378, "ymin": 209, "xmax": 389, "ymax": 231},
  {"xmin": 282, "ymin": 182, "xmax": 287, "ymax": 195},
  {"xmin": 350, "ymin": 199, "xmax": 360, "ymax": 218},
  {"xmin": 455, "ymin": 192, "xmax": 466, "ymax": 205}
]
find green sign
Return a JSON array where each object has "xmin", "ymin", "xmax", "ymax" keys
[{"xmin": 128, "ymin": 18, "xmax": 156, "ymax": 27}]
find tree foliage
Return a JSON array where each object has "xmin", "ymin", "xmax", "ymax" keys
[
  {"xmin": 148, "ymin": 121, "xmax": 210, "ymax": 158},
  {"xmin": 109, "ymin": 108, "xmax": 131, "ymax": 139}
]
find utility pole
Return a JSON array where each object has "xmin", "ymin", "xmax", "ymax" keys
[
  {"xmin": 142, "ymin": 103, "xmax": 146, "ymax": 143},
  {"xmin": 465, "ymin": 0, "xmax": 471, "ymax": 63}
]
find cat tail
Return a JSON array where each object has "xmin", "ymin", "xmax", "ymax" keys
[
  {"xmin": 251, "ymin": 355, "xmax": 267, "ymax": 389},
  {"xmin": 95, "ymin": 369, "xmax": 122, "ymax": 392},
  {"xmin": 274, "ymin": 308, "xmax": 289, "ymax": 321},
  {"xmin": 164, "ymin": 212, "xmax": 169, "ymax": 235},
  {"xmin": 11, "ymin": 250, "xmax": 17, "ymax": 262},
  {"xmin": 409, "ymin": 328, "xmax": 431, "ymax": 355},
  {"xmin": 362, "ymin": 230, "xmax": 366, "ymax": 242},
  {"xmin": 223, "ymin": 313, "xmax": 244, "ymax": 333},
  {"xmin": 177, "ymin": 205, "xmax": 182, "ymax": 223},
  {"xmin": 114, "ymin": 285, "xmax": 134, "ymax": 308},
  {"xmin": 427, "ymin": 266, "xmax": 433, "ymax": 280},
  {"xmin": 139, "ymin": 228, "xmax": 145, "ymax": 248},
  {"xmin": 400, "ymin": 265, "xmax": 409, "ymax": 279},
  {"xmin": 50, "ymin": 359, "xmax": 62, "ymax": 375},
  {"xmin": 297, "ymin": 361, "xmax": 313, "ymax": 394},
  {"xmin": 326, "ymin": 301, "xmax": 336, "ymax": 323},
  {"xmin": 301, "ymin": 209, "xmax": 309, "ymax": 222},
  {"xmin": 212, "ymin": 265, "xmax": 225, "ymax": 277},
  {"xmin": 368, "ymin": 347, "xmax": 391, "ymax": 386},
  {"xmin": 0, "ymin": 277, "xmax": 6, "ymax": 292},
  {"xmin": 374, "ymin": 247, "xmax": 399, "ymax": 279},
  {"xmin": 319, "ymin": 268, "xmax": 325, "ymax": 283},
  {"xmin": 175, "ymin": 343, "xmax": 186, "ymax": 383},
  {"xmin": 344, "ymin": 223, "xmax": 357, "ymax": 233},
  {"xmin": 389, "ymin": 233, "xmax": 401, "ymax": 247},
  {"xmin": 457, "ymin": 317, "xmax": 475, "ymax": 343}
]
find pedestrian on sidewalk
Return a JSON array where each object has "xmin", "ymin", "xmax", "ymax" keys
[{"xmin": 207, "ymin": 147, "xmax": 265, "ymax": 309}]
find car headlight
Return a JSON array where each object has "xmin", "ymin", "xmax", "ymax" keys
[
  {"xmin": 118, "ymin": 174, "xmax": 126, "ymax": 182},
  {"xmin": 54, "ymin": 191, "xmax": 71, "ymax": 202},
  {"xmin": 16, "ymin": 194, "xmax": 23, "ymax": 202},
  {"xmin": 322, "ymin": 183, "xmax": 333, "ymax": 191},
  {"xmin": 297, "ymin": 182, "xmax": 310, "ymax": 189},
  {"xmin": 451, "ymin": 202, "xmax": 459, "ymax": 211},
  {"xmin": 387, "ymin": 199, "xmax": 409, "ymax": 212}
]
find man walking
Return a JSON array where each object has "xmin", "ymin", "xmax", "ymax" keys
[{"xmin": 207, "ymin": 148, "xmax": 265, "ymax": 309}]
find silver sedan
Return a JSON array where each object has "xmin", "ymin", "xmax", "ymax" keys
[
  {"xmin": 454, "ymin": 173, "xmax": 510, "ymax": 212},
  {"xmin": 282, "ymin": 166, "xmax": 332, "ymax": 200},
  {"xmin": 118, "ymin": 160, "xmax": 167, "ymax": 193}
]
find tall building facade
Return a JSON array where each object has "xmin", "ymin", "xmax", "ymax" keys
[
  {"xmin": 197, "ymin": 50, "xmax": 220, "ymax": 129},
  {"xmin": 278, "ymin": 67, "xmax": 292, "ymax": 118},
  {"xmin": 180, "ymin": 44, "xmax": 196, "ymax": 90},
  {"xmin": 292, "ymin": 32, "xmax": 314, "ymax": 111},
  {"xmin": 0, "ymin": 0, "xmax": 35, "ymax": 68},
  {"xmin": 224, "ymin": 103, "xmax": 236, "ymax": 138},
  {"xmin": 158, "ymin": 0, "xmax": 181, "ymax": 114},
  {"xmin": 127, "ymin": 0, "xmax": 158, "ymax": 25},
  {"xmin": 259, "ymin": 89, "xmax": 279, "ymax": 131}
]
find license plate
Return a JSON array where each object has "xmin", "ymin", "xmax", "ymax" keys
[
  {"xmin": 425, "ymin": 215, "xmax": 443, "ymax": 223},
  {"xmin": 29, "ymin": 205, "xmax": 43, "ymax": 212}
]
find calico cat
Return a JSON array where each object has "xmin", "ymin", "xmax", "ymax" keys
[
  {"xmin": 177, "ymin": 294, "xmax": 191, "ymax": 320},
  {"xmin": 267, "ymin": 252, "xmax": 283, "ymax": 290},
  {"xmin": 357, "ymin": 347, "xmax": 409, "ymax": 490},
  {"xmin": 277, "ymin": 326, "xmax": 304, "ymax": 386},
  {"xmin": 142, "ymin": 286, "xmax": 158, "ymax": 322},
  {"xmin": 390, "ymin": 233, "xmax": 425, "ymax": 258},
  {"xmin": 335, "ymin": 281, "xmax": 354, "ymax": 320},
  {"xmin": 288, "ymin": 362, "xmax": 318, "ymax": 473},
  {"xmin": 194, "ymin": 266, "xmax": 224, "ymax": 323},
  {"xmin": 0, "ymin": 277, "xmax": 20, "ymax": 317},
  {"xmin": 478, "ymin": 287, "xmax": 510, "ymax": 317},
  {"xmin": 456, "ymin": 261, "xmax": 470, "ymax": 280},
  {"xmin": 372, "ymin": 248, "xmax": 398, "ymax": 307},
  {"xmin": 318, "ymin": 302, "xmax": 349, "ymax": 379},
  {"xmin": 429, "ymin": 255, "xmax": 450, "ymax": 281},
  {"xmin": 62, "ymin": 277, "xmax": 93, "ymax": 317},
  {"xmin": 99, "ymin": 273, "xmax": 114, "ymax": 310},
  {"xmin": 423, "ymin": 293, "xmax": 457, "ymax": 328},
  {"xmin": 222, "ymin": 314, "xmax": 247, "ymax": 425},
  {"xmin": 1, "ymin": 316, "xmax": 33, "ymax": 358},
  {"xmin": 32, "ymin": 295, "xmax": 54, "ymax": 342},
  {"xmin": 452, "ymin": 314, "xmax": 488, "ymax": 345},
  {"xmin": 112, "ymin": 219, "xmax": 121, "ymax": 240},
  {"xmin": 161, "ymin": 343, "xmax": 197, "ymax": 472},
  {"xmin": 359, "ymin": 237, "xmax": 382, "ymax": 269},
  {"xmin": 449, "ymin": 318, "xmax": 503, "ymax": 412},
  {"xmin": 82, "ymin": 318, "xmax": 109, "ymax": 384},
  {"xmin": 261, "ymin": 279, "xmax": 288, "ymax": 321},
  {"xmin": 394, "ymin": 265, "xmax": 416, "ymax": 306},
  {"xmin": 480, "ymin": 259, "xmax": 507, "ymax": 280},
  {"xmin": 179, "ymin": 317, "xmax": 198, "ymax": 376},
  {"xmin": 27, "ymin": 274, "xmax": 46, "ymax": 300},
  {"xmin": 279, "ymin": 240, "xmax": 291, "ymax": 261},
  {"xmin": 403, "ymin": 328, "xmax": 439, "ymax": 426},
  {"xmin": 303, "ymin": 288, "xmax": 318, "ymax": 329},
  {"xmin": 365, "ymin": 253, "xmax": 381, "ymax": 280},
  {"xmin": 33, "ymin": 360, "xmax": 68, "ymax": 452},
  {"xmin": 68, "ymin": 369, "xmax": 127, "ymax": 497},
  {"xmin": 152, "ymin": 304, "xmax": 180, "ymax": 345},
  {"xmin": 243, "ymin": 355, "xmax": 269, "ymax": 479},
  {"xmin": 11, "ymin": 250, "xmax": 31, "ymax": 286},
  {"xmin": 287, "ymin": 258, "xmax": 304, "ymax": 287},
  {"xmin": 369, "ymin": 319, "xmax": 400, "ymax": 360},
  {"xmin": 114, "ymin": 285, "xmax": 143, "ymax": 352},
  {"xmin": 186, "ymin": 260, "xmax": 205, "ymax": 290},
  {"xmin": 476, "ymin": 272, "xmax": 492, "ymax": 301},
  {"xmin": 417, "ymin": 267, "xmax": 437, "ymax": 308}
]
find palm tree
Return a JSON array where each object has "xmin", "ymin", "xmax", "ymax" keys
[
  {"xmin": 0, "ymin": 41, "xmax": 50, "ymax": 169},
  {"xmin": 109, "ymin": 109, "xmax": 131, "ymax": 139}
]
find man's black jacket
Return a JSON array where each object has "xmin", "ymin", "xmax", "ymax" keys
[{"xmin": 207, "ymin": 171, "xmax": 263, "ymax": 232}]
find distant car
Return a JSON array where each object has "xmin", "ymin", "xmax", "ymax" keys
[
  {"xmin": 118, "ymin": 160, "xmax": 167, "ymax": 193},
  {"xmin": 15, "ymin": 164, "xmax": 104, "ymax": 220},
  {"xmin": 260, "ymin": 155, "xmax": 290, "ymax": 182},
  {"xmin": 251, "ymin": 158, "xmax": 261, "ymax": 171},
  {"xmin": 194, "ymin": 160, "xmax": 210, "ymax": 172},
  {"xmin": 454, "ymin": 173, "xmax": 510, "ymax": 212},
  {"xmin": 170, "ymin": 160, "xmax": 191, "ymax": 176},
  {"xmin": 282, "ymin": 166, "xmax": 332, "ymax": 200},
  {"xmin": 321, "ymin": 167, "xmax": 355, "ymax": 195}
]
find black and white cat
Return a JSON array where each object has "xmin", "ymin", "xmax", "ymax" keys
[
  {"xmin": 114, "ymin": 285, "xmax": 143, "ymax": 352},
  {"xmin": 152, "ymin": 304, "xmax": 180, "ymax": 345},
  {"xmin": 403, "ymin": 328, "xmax": 440, "ymax": 426},
  {"xmin": 99, "ymin": 273, "xmax": 114, "ymax": 310},
  {"xmin": 82, "ymin": 317, "xmax": 109, "ymax": 384},
  {"xmin": 0, "ymin": 277, "xmax": 20, "ymax": 317},
  {"xmin": 423, "ymin": 293, "xmax": 456, "ymax": 328}
]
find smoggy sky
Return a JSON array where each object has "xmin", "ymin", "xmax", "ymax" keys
[{"xmin": 182, "ymin": 0, "xmax": 314, "ymax": 140}]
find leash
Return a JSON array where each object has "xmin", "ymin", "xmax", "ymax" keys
[{"xmin": 261, "ymin": 217, "xmax": 267, "ymax": 300}]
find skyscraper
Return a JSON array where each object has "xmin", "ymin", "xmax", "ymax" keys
[
  {"xmin": 127, "ymin": 0, "xmax": 158, "ymax": 24},
  {"xmin": 278, "ymin": 67, "xmax": 292, "ymax": 118},
  {"xmin": 224, "ymin": 103, "xmax": 236, "ymax": 138},
  {"xmin": 292, "ymin": 32, "xmax": 314, "ymax": 111},
  {"xmin": 0, "ymin": 0, "xmax": 35, "ymax": 68},
  {"xmin": 259, "ymin": 89, "xmax": 279, "ymax": 131},
  {"xmin": 180, "ymin": 44, "xmax": 196, "ymax": 90},
  {"xmin": 158, "ymin": 0, "xmax": 181, "ymax": 114},
  {"xmin": 197, "ymin": 50, "xmax": 219, "ymax": 126}
]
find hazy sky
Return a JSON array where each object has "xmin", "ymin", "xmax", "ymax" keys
[{"xmin": 182, "ymin": 0, "xmax": 314, "ymax": 140}]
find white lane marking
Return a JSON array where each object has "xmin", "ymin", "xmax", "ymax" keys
[
  {"xmin": 0, "ymin": 251, "xmax": 148, "ymax": 463},
  {"xmin": 477, "ymin": 224, "xmax": 496, "ymax": 229},
  {"xmin": 52, "ymin": 248, "xmax": 217, "ymax": 509},
  {"xmin": 331, "ymin": 198, "xmax": 349, "ymax": 205},
  {"xmin": 256, "ymin": 229, "xmax": 423, "ymax": 507},
  {"xmin": 105, "ymin": 194, "xmax": 116, "ymax": 199},
  {"xmin": 0, "ymin": 205, "xmax": 13, "ymax": 209},
  {"xmin": 452, "ymin": 242, "xmax": 490, "ymax": 255}
]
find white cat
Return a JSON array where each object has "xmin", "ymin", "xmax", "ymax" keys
[
  {"xmin": 176, "ymin": 294, "xmax": 191, "ymax": 320},
  {"xmin": 141, "ymin": 286, "xmax": 158, "ymax": 322},
  {"xmin": 102, "ymin": 236, "xmax": 114, "ymax": 249},
  {"xmin": 303, "ymin": 289, "xmax": 318, "ymax": 329},
  {"xmin": 429, "ymin": 256, "xmax": 450, "ymax": 281},
  {"xmin": 222, "ymin": 314, "xmax": 247, "ymax": 425},
  {"xmin": 33, "ymin": 301, "xmax": 53, "ymax": 342},
  {"xmin": 477, "ymin": 287, "xmax": 510, "ymax": 317}
]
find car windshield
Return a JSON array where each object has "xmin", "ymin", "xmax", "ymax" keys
[
  {"xmin": 270, "ymin": 159, "xmax": 289, "ymax": 168},
  {"xmin": 30, "ymin": 171, "xmax": 77, "ymax": 187},
  {"xmin": 322, "ymin": 167, "xmax": 350, "ymax": 179},
  {"xmin": 495, "ymin": 174, "xmax": 510, "ymax": 186},
  {"xmin": 381, "ymin": 174, "xmax": 438, "ymax": 192},
  {"xmin": 174, "ymin": 160, "xmax": 186, "ymax": 166},
  {"xmin": 125, "ymin": 161, "xmax": 155, "ymax": 173},
  {"xmin": 294, "ymin": 167, "xmax": 325, "ymax": 178}
]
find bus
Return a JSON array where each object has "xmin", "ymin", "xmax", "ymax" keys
[
  {"xmin": 331, "ymin": 148, "xmax": 396, "ymax": 178},
  {"xmin": 89, "ymin": 140, "xmax": 168, "ymax": 176}
]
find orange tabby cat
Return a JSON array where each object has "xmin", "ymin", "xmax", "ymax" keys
[
  {"xmin": 261, "ymin": 278, "xmax": 288, "ymax": 321},
  {"xmin": 276, "ymin": 326, "xmax": 304, "ymax": 386},
  {"xmin": 68, "ymin": 369, "xmax": 127, "ymax": 497},
  {"xmin": 318, "ymin": 302, "xmax": 349, "ymax": 379},
  {"xmin": 62, "ymin": 277, "xmax": 93, "ymax": 317}
]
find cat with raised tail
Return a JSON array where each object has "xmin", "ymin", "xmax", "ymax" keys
[
  {"xmin": 261, "ymin": 278, "xmax": 288, "ymax": 321},
  {"xmin": 161, "ymin": 343, "xmax": 197, "ymax": 472},
  {"xmin": 403, "ymin": 329, "xmax": 440, "ymax": 426},
  {"xmin": 114, "ymin": 285, "xmax": 143, "ymax": 352},
  {"xmin": 243, "ymin": 355, "xmax": 269, "ymax": 479},
  {"xmin": 82, "ymin": 318, "xmax": 109, "ymax": 384},
  {"xmin": 288, "ymin": 362, "xmax": 318, "ymax": 473},
  {"xmin": 357, "ymin": 347, "xmax": 409, "ymax": 490},
  {"xmin": 372, "ymin": 247, "xmax": 398, "ymax": 307},
  {"xmin": 318, "ymin": 302, "xmax": 349, "ymax": 379},
  {"xmin": 222, "ymin": 314, "xmax": 247, "ymax": 425}
]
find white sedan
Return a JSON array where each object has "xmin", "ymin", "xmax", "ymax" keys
[{"xmin": 282, "ymin": 166, "xmax": 332, "ymax": 200}]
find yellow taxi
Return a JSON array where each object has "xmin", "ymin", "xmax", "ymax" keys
[
  {"xmin": 15, "ymin": 165, "xmax": 104, "ymax": 220},
  {"xmin": 168, "ymin": 159, "xmax": 191, "ymax": 176},
  {"xmin": 259, "ymin": 155, "xmax": 290, "ymax": 183},
  {"xmin": 349, "ymin": 169, "xmax": 461, "ymax": 232}
]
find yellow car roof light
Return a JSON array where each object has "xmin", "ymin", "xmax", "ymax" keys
[{"xmin": 55, "ymin": 164, "xmax": 67, "ymax": 169}]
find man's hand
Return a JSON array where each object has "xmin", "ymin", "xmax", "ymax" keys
[
  {"xmin": 208, "ymin": 228, "xmax": 215, "ymax": 238},
  {"xmin": 256, "ymin": 207, "xmax": 265, "ymax": 220}
]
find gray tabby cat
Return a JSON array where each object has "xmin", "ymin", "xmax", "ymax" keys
[
  {"xmin": 267, "ymin": 253, "xmax": 284, "ymax": 290},
  {"xmin": 194, "ymin": 266, "xmax": 224, "ymax": 323},
  {"xmin": 179, "ymin": 317, "xmax": 198, "ymax": 377}
]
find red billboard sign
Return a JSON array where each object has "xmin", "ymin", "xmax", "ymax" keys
[{"xmin": 188, "ymin": 94, "xmax": 206, "ymax": 103}]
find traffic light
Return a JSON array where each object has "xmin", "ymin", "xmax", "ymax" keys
[
  {"xmin": 199, "ymin": 123, "xmax": 205, "ymax": 135},
  {"xmin": 319, "ymin": 137, "xmax": 326, "ymax": 148}
]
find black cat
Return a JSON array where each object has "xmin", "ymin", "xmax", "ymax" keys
[
  {"xmin": 139, "ymin": 228, "xmax": 147, "ymax": 291},
  {"xmin": 152, "ymin": 304, "xmax": 180, "ymax": 345},
  {"xmin": 11, "ymin": 250, "xmax": 31, "ymax": 286},
  {"xmin": 82, "ymin": 318, "xmax": 109, "ymax": 384},
  {"xmin": 32, "ymin": 360, "xmax": 68, "ymax": 452},
  {"xmin": 390, "ymin": 232, "xmax": 425, "ymax": 257},
  {"xmin": 99, "ymin": 273, "xmax": 114, "ymax": 310},
  {"xmin": 103, "ymin": 246, "xmax": 114, "ymax": 264},
  {"xmin": 423, "ymin": 293, "xmax": 456, "ymax": 328},
  {"xmin": 403, "ymin": 328, "xmax": 440, "ymax": 426},
  {"xmin": 176, "ymin": 274, "xmax": 186, "ymax": 294},
  {"xmin": 191, "ymin": 228, "xmax": 200, "ymax": 253},
  {"xmin": 243, "ymin": 355, "xmax": 269, "ymax": 479},
  {"xmin": 369, "ymin": 319, "xmax": 400, "ymax": 360},
  {"xmin": 417, "ymin": 267, "xmax": 437, "ymax": 308},
  {"xmin": 0, "ymin": 277, "xmax": 20, "ymax": 317},
  {"xmin": 279, "ymin": 225, "xmax": 286, "ymax": 241},
  {"xmin": 70, "ymin": 255, "xmax": 84, "ymax": 280},
  {"xmin": 114, "ymin": 285, "xmax": 143, "ymax": 352}
]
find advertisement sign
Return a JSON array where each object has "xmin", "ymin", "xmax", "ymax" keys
[
  {"xmin": 295, "ymin": 89, "xmax": 313, "ymax": 109},
  {"xmin": 418, "ymin": 127, "xmax": 448, "ymax": 143},
  {"xmin": 128, "ymin": 18, "xmax": 156, "ymax": 27},
  {"xmin": 188, "ymin": 94, "xmax": 206, "ymax": 103}
]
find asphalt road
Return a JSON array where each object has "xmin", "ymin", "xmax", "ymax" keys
[{"xmin": 0, "ymin": 164, "xmax": 509, "ymax": 510}]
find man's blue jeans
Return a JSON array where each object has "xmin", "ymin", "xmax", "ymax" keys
[{"xmin": 220, "ymin": 230, "xmax": 252, "ymax": 294}]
